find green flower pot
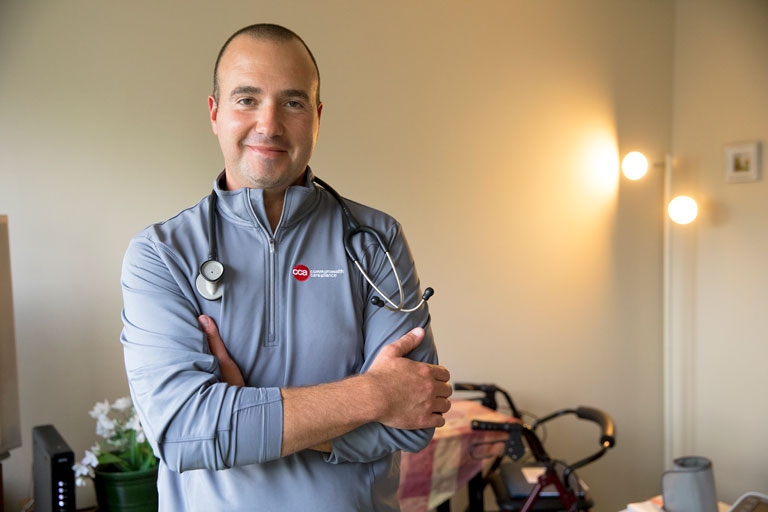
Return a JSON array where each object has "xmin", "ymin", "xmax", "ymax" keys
[{"xmin": 94, "ymin": 466, "xmax": 158, "ymax": 512}]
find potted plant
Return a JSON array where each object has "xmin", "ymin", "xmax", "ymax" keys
[{"xmin": 73, "ymin": 397, "xmax": 158, "ymax": 512}]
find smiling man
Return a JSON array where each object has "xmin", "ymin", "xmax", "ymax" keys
[
  {"xmin": 209, "ymin": 32, "xmax": 321, "ymax": 215},
  {"xmin": 120, "ymin": 24, "xmax": 449, "ymax": 511}
]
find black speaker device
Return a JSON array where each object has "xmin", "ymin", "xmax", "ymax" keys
[{"xmin": 33, "ymin": 425, "xmax": 76, "ymax": 512}]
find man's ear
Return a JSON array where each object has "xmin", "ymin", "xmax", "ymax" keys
[
  {"xmin": 208, "ymin": 96, "xmax": 219, "ymax": 136},
  {"xmin": 317, "ymin": 102, "xmax": 323, "ymax": 122}
]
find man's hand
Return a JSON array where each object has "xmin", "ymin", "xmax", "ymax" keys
[
  {"xmin": 199, "ymin": 315, "xmax": 245, "ymax": 387},
  {"xmin": 366, "ymin": 327, "xmax": 452, "ymax": 429},
  {"xmin": 198, "ymin": 316, "xmax": 451, "ymax": 455}
]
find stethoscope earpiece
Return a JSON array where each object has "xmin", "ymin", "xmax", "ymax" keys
[{"xmin": 371, "ymin": 286, "xmax": 435, "ymax": 311}]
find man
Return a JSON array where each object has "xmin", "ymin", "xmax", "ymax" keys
[{"xmin": 121, "ymin": 24, "xmax": 450, "ymax": 511}]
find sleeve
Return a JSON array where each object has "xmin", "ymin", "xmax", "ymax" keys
[
  {"xmin": 323, "ymin": 222, "xmax": 438, "ymax": 464},
  {"xmin": 120, "ymin": 236, "xmax": 283, "ymax": 473}
]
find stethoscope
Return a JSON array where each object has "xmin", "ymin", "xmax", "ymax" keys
[{"xmin": 196, "ymin": 176, "xmax": 434, "ymax": 316}]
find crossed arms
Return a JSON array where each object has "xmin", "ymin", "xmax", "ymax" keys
[
  {"xmin": 121, "ymin": 229, "xmax": 451, "ymax": 471},
  {"xmin": 201, "ymin": 315, "xmax": 451, "ymax": 457}
]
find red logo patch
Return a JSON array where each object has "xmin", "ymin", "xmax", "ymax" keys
[{"xmin": 292, "ymin": 265, "xmax": 310, "ymax": 281}]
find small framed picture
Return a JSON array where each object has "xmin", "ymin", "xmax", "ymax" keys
[{"xmin": 725, "ymin": 141, "xmax": 761, "ymax": 183}]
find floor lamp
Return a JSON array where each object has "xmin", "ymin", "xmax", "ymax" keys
[{"xmin": 622, "ymin": 152, "xmax": 698, "ymax": 468}]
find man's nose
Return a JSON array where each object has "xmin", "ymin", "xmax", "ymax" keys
[{"xmin": 255, "ymin": 102, "xmax": 282, "ymax": 138}]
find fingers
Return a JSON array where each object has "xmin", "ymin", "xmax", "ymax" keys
[
  {"xmin": 425, "ymin": 399, "xmax": 451, "ymax": 428},
  {"xmin": 429, "ymin": 364, "xmax": 451, "ymax": 383},
  {"xmin": 435, "ymin": 381, "xmax": 453, "ymax": 399},
  {"xmin": 198, "ymin": 315, "xmax": 229, "ymax": 360},
  {"xmin": 387, "ymin": 327, "xmax": 425, "ymax": 357},
  {"xmin": 433, "ymin": 397, "xmax": 451, "ymax": 414},
  {"xmin": 199, "ymin": 315, "xmax": 245, "ymax": 387},
  {"xmin": 430, "ymin": 413, "xmax": 447, "ymax": 428}
]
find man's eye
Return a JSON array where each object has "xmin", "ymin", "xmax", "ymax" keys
[
  {"xmin": 286, "ymin": 100, "xmax": 304, "ymax": 109},
  {"xmin": 237, "ymin": 98, "xmax": 255, "ymax": 106}
]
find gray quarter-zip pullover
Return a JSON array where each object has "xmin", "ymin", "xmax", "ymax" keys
[{"xmin": 120, "ymin": 168, "xmax": 437, "ymax": 511}]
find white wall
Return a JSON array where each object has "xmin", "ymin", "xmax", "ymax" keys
[
  {"xmin": 0, "ymin": 2, "xmax": 674, "ymax": 510},
  {"xmin": 671, "ymin": 0, "xmax": 768, "ymax": 503}
]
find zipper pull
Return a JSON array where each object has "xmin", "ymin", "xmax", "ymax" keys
[{"xmin": 269, "ymin": 238, "xmax": 275, "ymax": 253}]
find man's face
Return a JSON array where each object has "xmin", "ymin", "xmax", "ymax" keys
[{"xmin": 209, "ymin": 36, "xmax": 322, "ymax": 191}]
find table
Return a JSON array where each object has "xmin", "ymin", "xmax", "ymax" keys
[
  {"xmin": 620, "ymin": 495, "xmax": 730, "ymax": 512},
  {"xmin": 399, "ymin": 399, "xmax": 516, "ymax": 512}
]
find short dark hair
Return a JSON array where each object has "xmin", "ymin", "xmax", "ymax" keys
[{"xmin": 212, "ymin": 24, "xmax": 320, "ymax": 106}]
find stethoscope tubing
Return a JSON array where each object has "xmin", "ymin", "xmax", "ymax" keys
[
  {"xmin": 314, "ymin": 177, "xmax": 427, "ymax": 313},
  {"xmin": 198, "ymin": 175, "xmax": 433, "ymax": 316}
]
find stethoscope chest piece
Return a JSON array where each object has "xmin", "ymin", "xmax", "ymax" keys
[{"xmin": 197, "ymin": 259, "xmax": 224, "ymax": 300}]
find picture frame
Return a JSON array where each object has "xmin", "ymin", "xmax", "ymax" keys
[{"xmin": 725, "ymin": 141, "xmax": 761, "ymax": 183}]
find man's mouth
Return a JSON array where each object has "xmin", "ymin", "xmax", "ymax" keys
[{"xmin": 246, "ymin": 145, "xmax": 288, "ymax": 157}]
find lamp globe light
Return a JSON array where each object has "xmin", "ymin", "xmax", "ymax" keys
[
  {"xmin": 622, "ymin": 151, "xmax": 648, "ymax": 180},
  {"xmin": 668, "ymin": 195, "xmax": 698, "ymax": 224}
]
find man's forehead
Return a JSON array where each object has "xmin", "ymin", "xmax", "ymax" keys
[{"xmin": 218, "ymin": 36, "xmax": 317, "ymax": 91}]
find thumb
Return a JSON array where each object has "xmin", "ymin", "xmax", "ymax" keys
[
  {"xmin": 198, "ymin": 315, "xmax": 229, "ymax": 360},
  {"xmin": 388, "ymin": 328, "xmax": 425, "ymax": 358}
]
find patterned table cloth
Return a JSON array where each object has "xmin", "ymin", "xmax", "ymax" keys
[{"xmin": 398, "ymin": 399, "xmax": 516, "ymax": 512}]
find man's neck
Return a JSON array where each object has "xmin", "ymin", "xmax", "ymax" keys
[
  {"xmin": 263, "ymin": 189, "xmax": 285, "ymax": 233},
  {"xmin": 223, "ymin": 171, "xmax": 307, "ymax": 234}
]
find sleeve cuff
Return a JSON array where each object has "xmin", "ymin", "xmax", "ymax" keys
[{"xmin": 233, "ymin": 386, "xmax": 283, "ymax": 464}]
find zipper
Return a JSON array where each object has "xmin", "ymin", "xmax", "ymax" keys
[
  {"xmin": 267, "ymin": 237, "xmax": 277, "ymax": 346},
  {"xmin": 245, "ymin": 189, "xmax": 286, "ymax": 347}
]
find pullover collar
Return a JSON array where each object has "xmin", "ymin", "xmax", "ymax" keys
[{"xmin": 212, "ymin": 167, "xmax": 320, "ymax": 236}]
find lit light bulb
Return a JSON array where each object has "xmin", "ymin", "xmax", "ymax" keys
[
  {"xmin": 668, "ymin": 196, "xmax": 698, "ymax": 224},
  {"xmin": 622, "ymin": 152, "xmax": 648, "ymax": 180}
]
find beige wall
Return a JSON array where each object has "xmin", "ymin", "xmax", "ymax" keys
[
  {"xmin": 0, "ymin": 1, "xmax": 674, "ymax": 510},
  {"xmin": 671, "ymin": 0, "xmax": 768, "ymax": 503}
]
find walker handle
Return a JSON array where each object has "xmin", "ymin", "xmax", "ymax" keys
[{"xmin": 575, "ymin": 406, "xmax": 615, "ymax": 448}]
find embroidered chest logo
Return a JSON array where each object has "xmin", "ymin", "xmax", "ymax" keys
[
  {"xmin": 292, "ymin": 264, "xmax": 345, "ymax": 281},
  {"xmin": 292, "ymin": 265, "xmax": 310, "ymax": 281}
]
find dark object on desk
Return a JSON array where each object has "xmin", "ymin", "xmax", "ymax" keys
[
  {"xmin": 33, "ymin": 425, "xmax": 76, "ymax": 512},
  {"xmin": 455, "ymin": 382, "xmax": 616, "ymax": 512}
]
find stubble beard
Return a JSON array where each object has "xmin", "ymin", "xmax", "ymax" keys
[{"xmin": 236, "ymin": 155, "xmax": 302, "ymax": 191}]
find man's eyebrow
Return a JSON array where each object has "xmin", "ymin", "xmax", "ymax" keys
[
  {"xmin": 281, "ymin": 89, "xmax": 310, "ymax": 102},
  {"xmin": 229, "ymin": 86, "xmax": 262, "ymax": 98},
  {"xmin": 228, "ymin": 86, "xmax": 311, "ymax": 103}
]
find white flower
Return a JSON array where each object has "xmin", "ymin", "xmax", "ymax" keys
[
  {"xmin": 112, "ymin": 397, "xmax": 132, "ymax": 411},
  {"xmin": 83, "ymin": 450, "xmax": 99, "ymax": 467},
  {"xmin": 89, "ymin": 399, "xmax": 110, "ymax": 419},
  {"xmin": 73, "ymin": 463, "xmax": 89, "ymax": 477},
  {"xmin": 125, "ymin": 413, "xmax": 143, "ymax": 432},
  {"xmin": 73, "ymin": 463, "xmax": 95, "ymax": 486},
  {"xmin": 126, "ymin": 413, "xmax": 147, "ymax": 443},
  {"xmin": 96, "ymin": 415, "xmax": 116, "ymax": 438},
  {"xmin": 125, "ymin": 413, "xmax": 146, "ymax": 443}
]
